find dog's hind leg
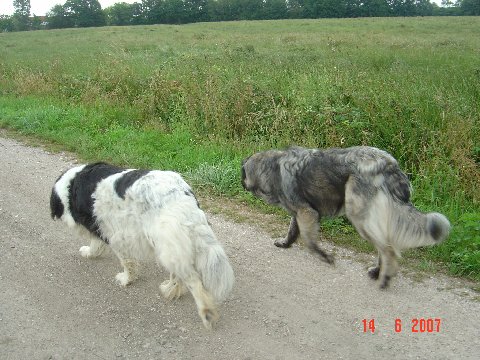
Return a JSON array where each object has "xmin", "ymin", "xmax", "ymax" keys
[
  {"xmin": 347, "ymin": 224, "xmax": 396, "ymax": 288},
  {"xmin": 160, "ymin": 273, "xmax": 187, "ymax": 300},
  {"xmin": 274, "ymin": 216, "xmax": 300, "ymax": 248},
  {"xmin": 152, "ymin": 224, "xmax": 219, "ymax": 329},
  {"xmin": 377, "ymin": 246, "xmax": 399, "ymax": 289},
  {"xmin": 182, "ymin": 273, "xmax": 219, "ymax": 330},
  {"xmin": 296, "ymin": 208, "xmax": 334, "ymax": 264},
  {"xmin": 367, "ymin": 254, "xmax": 381, "ymax": 280},
  {"xmin": 79, "ymin": 236, "xmax": 107, "ymax": 258}
]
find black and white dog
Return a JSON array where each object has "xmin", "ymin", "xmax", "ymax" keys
[{"xmin": 50, "ymin": 162, "xmax": 234, "ymax": 329}]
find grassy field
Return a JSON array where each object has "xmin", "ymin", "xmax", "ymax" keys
[{"xmin": 0, "ymin": 17, "xmax": 478, "ymax": 280}]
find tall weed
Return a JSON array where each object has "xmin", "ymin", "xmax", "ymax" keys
[{"xmin": 0, "ymin": 18, "xmax": 479, "ymax": 278}]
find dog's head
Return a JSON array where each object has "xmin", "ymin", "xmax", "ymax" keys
[
  {"xmin": 240, "ymin": 156, "xmax": 251, "ymax": 191},
  {"xmin": 241, "ymin": 151, "xmax": 283, "ymax": 205},
  {"xmin": 50, "ymin": 165, "xmax": 86, "ymax": 226}
]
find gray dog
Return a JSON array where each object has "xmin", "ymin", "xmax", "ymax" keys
[{"xmin": 241, "ymin": 146, "xmax": 451, "ymax": 289}]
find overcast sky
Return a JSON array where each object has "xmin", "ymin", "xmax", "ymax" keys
[
  {"xmin": 1, "ymin": 0, "xmax": 445, "ymax": 17},
  {"xmin": 0, "ymin": 0, "xmax": 137, "ymax": 16}
]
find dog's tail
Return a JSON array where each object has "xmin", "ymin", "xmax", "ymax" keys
[
  {"xmin": 382, "ymin": 161, "xmax": 450, "ymax": 249},
  {"xmin": 194, "ymin": 224, "xmax": 235, "ymax": 304},
  {"xmin": 352, "ymin": 147, "xmax": 451, "ymax": 249},
  {"xmin": 388, "ymin": 203, "xmax": 451, "ymax": 249}
]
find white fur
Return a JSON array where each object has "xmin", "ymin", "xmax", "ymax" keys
[{"xmin": 54, "ymin": 166, "xmax": 234, "ymax": 329}]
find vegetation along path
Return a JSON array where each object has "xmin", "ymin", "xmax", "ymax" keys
[{"xmin": 1, "ymin": 132, "xmax": 479, "ymax": 359}]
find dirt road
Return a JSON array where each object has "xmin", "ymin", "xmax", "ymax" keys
[{"xmin": 0, "ymin": 132, "xmax": 478, "ymax": 359}]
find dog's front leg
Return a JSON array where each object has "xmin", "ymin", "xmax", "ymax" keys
[
  {"xmin": 275, "ymin": 216, "xmax": 300, "ymax": 248},
  {"xmin": 114, "ymin": 257, "xmax": 139, "ymax": 286},
  {"xmin": 79, "ymin": 236, "xmax": 107, "ymax": 258},
  {"xmin": 296, "ymin": 208, "xmax": 335, "ymax": 265}
]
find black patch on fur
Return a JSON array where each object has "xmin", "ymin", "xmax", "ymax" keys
[
  {"xmin": 114, "ymin": 169, "xmax": 150, "ymax": 199},
  {"xmin": 297, "ymin": 151, "xmax": 348, "ymax": 217},
  {"xmin": 384, "ymin": 166, "xmax": 411, "ymax": 203},
  {"xmin": 50, "ymin": 189, "xmax": 64, "ymax": 219},
  {"xmin": 184, "ymin": 189, "xmax": 200, "ymax": 208},
  {"xmin": 69, "ymin": 162, "xmax": 124, "ymax": 242},
  {"xmin": 429, "ymin": 220, "xmax": 443, "ymax": 242}
]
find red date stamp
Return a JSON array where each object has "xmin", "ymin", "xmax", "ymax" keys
[{"xmin": 362, "ymin": 318, "xmax": 442, "ymax": 333}]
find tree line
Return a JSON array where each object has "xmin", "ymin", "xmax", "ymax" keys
[{"xmin": 1, "ymin": 0, "xmax": 479, "ymax": 32}]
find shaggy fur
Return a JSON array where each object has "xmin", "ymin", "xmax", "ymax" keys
[
  {"xmin": 50, "ymin": 162, "xmax": 234, "ymax": 329},
  {"xmin": 241, "ymin": 146, "xmax": 450, "ymax": 289}
]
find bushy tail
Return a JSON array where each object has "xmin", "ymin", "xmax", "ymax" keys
[
  {"xmin": 381, "ymin": 161, "xmax": 451, "ymax": 249},
  {"xmin": 194, "ymin": 225, "xmax": 235, "ymax": 303},
  {"xmin": 351, "ymin": 147, "xmax": 451, "ymax": 250},
  {"xmin": 388, "ymin": 203, "xmax": 451, "ymax": 250}
]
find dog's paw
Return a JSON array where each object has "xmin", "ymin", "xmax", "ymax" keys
[
  {"xmin": 115, "ymin": 272, "xmax": 132, "ymax": 286},
  {"xmin": 79, "ymin": 246, "xmax": 92, "ymax": 258},
  {"xmin": 200, "ymin": 308, "xmax": 219, "ymax": 330},
  {"xmin": 160, "ymin": 280, "xmax": 186, "ymax": 300},
  {"xmin": 367, "ymin": 266, "xmax": 380, "ymax": 280},
  {"xmin": 274, "ymin": 238, "xmax": 292, "ymax": 248},
  {"xmin": 379, "ymin": 275, "xmax": 391, "ymax": 289},
  {"xmin": 160, "ymin": 279, "xmax": 176, "ymax": 300},
  {"xmin": 324, "ymin": 253, "xmax": 335, "ymax": 265}
]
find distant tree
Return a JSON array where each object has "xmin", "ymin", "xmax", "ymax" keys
[
  {"xmin": 105, "ymin": 2, "xmax": 137, "ymax": 25},
  {"xmin": 12, "ymin": 0, "xmax": 31, "ymax": 31},
  {"xmin": 436, "ymin": 0, "xmax": 462, "ymax": 14},
  {"xmin": 287, "ymin": 0, "xmax": 306, "ymax": 18},
  {"xmin": 304, "ymin": 0, "xmax": 345, "ymax": 18},
  {"xmin": 142, "ymin": 0, "xmax": 162, "ymax": 24},
  {"xmin": 64, "ymin": 0, "xmax": 106, "ymax": 27},
  {"xmin": 459, "ymin": 0, "xmax": 480, "ymax": 15},
  {"xmin": 130, "ymin": 2, "xmax": 145, "ymax": 24},
  {"xmin": 344, "ymin": 0, "xmax": 361, "ymax": 17},
  {"xmin": 47, "ymin": 4, "xmax": 74, "ymax": 29},
  {"xmin": 184, "ymin": 0, "xmax": 209, "ymax": 23},
  {"xmin": 263, "ymin": 0, "xmax": 288, "ymax": 19},
  {"xmin": 207, "ymin": 0, "xmax": 242, "ymax": 21},
  {"xmin": 0, "ymin": 15, "xmax": 14, "ymax": 32},
  {"xmin": 414, "ymin": 0, "xmax": 435, "ymax": 16},
  {"xmin": 235, "ymin": 0, "xmax": 264, "ymax": 20},
  {"xmin": 162, "ymin": 0, "xmax": 188, "ymax": 23},
  {"xmin": 441, "ymin": 0, "xmax": 456, "ymax": 6},
  {"xmin": 30, "ymin": 14, "xmax": 42, "ymax": 29},
  {"xmin": 357, "ymin": 0, "xmax": 391, "ymax": 17},
  {"xmin": 393, "ymin": 0, "xmax": 416, "ymax": 16}
]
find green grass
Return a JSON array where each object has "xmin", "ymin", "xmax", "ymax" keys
[{"xmin": 0, "ymin": 17, "xmax": 478, "ymax": 281}]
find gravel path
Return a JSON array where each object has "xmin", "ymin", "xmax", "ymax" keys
[{"xmin": 0, "ymin": 131, "xmax": 478, "ymax": 359}]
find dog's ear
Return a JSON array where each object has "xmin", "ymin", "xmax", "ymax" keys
[
  {"xmin": 241, "ymin": 155, "xmax": 251, "ymax": 167},
  {"xmin": 50, "ymin": 188, "xmax": 64, "ymax": 219}
]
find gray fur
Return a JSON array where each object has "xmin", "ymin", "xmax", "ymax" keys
[{"xmin": 241, "ymin": 146, "xmax": 451, "ymax": 289}]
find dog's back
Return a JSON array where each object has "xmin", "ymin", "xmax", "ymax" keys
[{"xmin": 285, "ymin": 146, "xmax": 400, "ymax": 217}]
